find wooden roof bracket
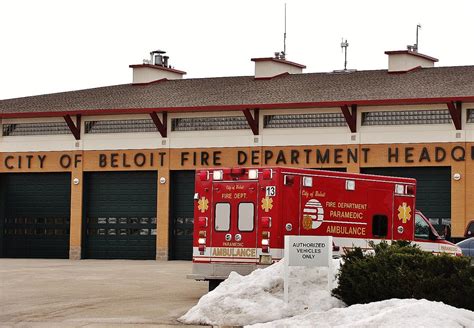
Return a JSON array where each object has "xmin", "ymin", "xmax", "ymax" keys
[
  {"xmin": 64, "ymin": 114, "xmax": 81, "ymax": 140},
  {"xmin": 243, "ymin": 108, "xmax": 259, "ymax": 135},
  {"xmin": 340, "ymin": 104, "xmax": 357, "ymax": 133},
  {"xmin": 150, "ymin": 111, "xmax": 167, "ymax": 137},
  {"xmin": 447, "ymin": 101, "xmax": 462, "ymax": 130}
]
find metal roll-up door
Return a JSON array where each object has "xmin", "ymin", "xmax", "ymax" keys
[
  {"xmin": 169, "ymin": 170, "xmax": 195, "ymax": 260},
  {"xmin": 84, "ymin": 171, "xmax": 157, "ymax": 260},
  {"xmin": 1, "ymin": 173, "xmax": 71, "ymax": 258},
  {"xmin": 361, "ymin": 167, "xmax": 451, "ymax": 230}
]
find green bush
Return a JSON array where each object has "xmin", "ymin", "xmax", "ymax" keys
[{"xmin": 332, "ymin": 241, "xmax": 474, "ymax": 310}]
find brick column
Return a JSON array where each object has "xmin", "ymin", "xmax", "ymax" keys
[
  {"xmin": 156, "ymin": 169, "xmax": 170, "ymax": 260},
  {"xmin": 69, "ymin": 166, "xmax": 83, "ymax": 260}
]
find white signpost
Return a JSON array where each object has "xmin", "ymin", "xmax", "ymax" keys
[{"xmin": 284, "ymin": 235, "xmax": 333, "ymax": 303}]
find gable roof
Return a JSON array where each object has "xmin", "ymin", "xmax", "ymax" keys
[{"xmin": 1, "ymin": 65, "xmax": 474, "ymax": 118}]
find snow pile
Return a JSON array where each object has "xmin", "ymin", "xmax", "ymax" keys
[
  {"xmin": 179, "ymin": 259, "xmax": 344, "ymax": 326},
  {"xmin": 250, "ymin": 298, "xmax": 474, "ymax": 328}
]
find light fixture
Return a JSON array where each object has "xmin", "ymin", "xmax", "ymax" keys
[
  {"xmin": 160, "ymin": 177, "xmax": 167, "ymax": 184},
  {"xmin": 453, "ymin": 173, "xmax": 461, "ymax": 181},
  {"xmin": 73, "ymin": 178, "xmax": 80, "ymax": 185}
]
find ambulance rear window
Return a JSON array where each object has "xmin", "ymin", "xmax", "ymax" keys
[
  {"xmin": 238, "ymin": 203, "xmax": 254, "ymax": 232},
  {"xmin": 215, "ymin": 203, "xmax": 230, "ymax": 231}
]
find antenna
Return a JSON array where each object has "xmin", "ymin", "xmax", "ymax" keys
[
  {"xmin": 415, "ymin": 24, "xmax": 421, "ymax": 51},
  {"xmin": 275, "ymin": 4, "xmax": 287, "ymax": 60},
  {"xmin": 341, "ymin": 38, "xmax": 349, "ymax": 71},
  {"xmin": 283, "ymin": 3, "xmax": 287, "ymax": 59},
  {"xmin": 407, "ymin": 24, "xmax": 421, "ymax": 52}
]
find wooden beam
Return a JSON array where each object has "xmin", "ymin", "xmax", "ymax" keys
[
  {"xmin": 340, "ymin": 104, "xmax": 357, "ymax": 133},
  {"xmin": 63, "ymin": 114, "xmax": 81, "ymax": 140},
  {"xmin": 243, "ymin": 108, "xmax": 259, "ymax": 135},
  {"xmin": 447, "ymin": 101, "xmax": 462, "ymax": 130},
  {"xmin": 150, "ymin": 111, "xmax": 167, "ymax": 137}
]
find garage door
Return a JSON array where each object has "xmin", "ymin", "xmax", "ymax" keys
[
  {"xmin": 84, "ymin": 171, "xmax": 157, "ymax": 260},
  {"xmin": 361, "ymin": 167, "xmax": 451, "ymax": 230},
  {"xmin": 0, "ymin": 173, "xmax": 71, "ymax": 258},
  {"xmin": 169, "ymin": 171, "xmax": 195, "ymax": 260}
]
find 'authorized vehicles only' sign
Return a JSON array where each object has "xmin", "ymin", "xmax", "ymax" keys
[{"xmin": 284, "ymin": 235, "xmax": 332, "ymax": 267}]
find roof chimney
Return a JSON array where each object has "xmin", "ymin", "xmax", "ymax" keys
[
  {"xmin": 251, "ymin": 54, "xmax": 305, "ymax": 79},
  {"xmin": 130, "ymin": 50, "xmax": 186, "ymax": 84},
  {"xmin": 385, "ymin": 50, "xmax": 438, "ymax": 73}
]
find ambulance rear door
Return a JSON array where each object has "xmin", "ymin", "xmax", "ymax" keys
[{"xmin": 210, "ymin": 181, "xmax": 258, "ymax": 263}]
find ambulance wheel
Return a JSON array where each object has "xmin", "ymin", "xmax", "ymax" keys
[{"xmin": 208, "ymin": 279, "xmax": 223, "ymax": 291}]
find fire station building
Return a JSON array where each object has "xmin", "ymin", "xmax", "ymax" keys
[{"xmin": 0, "ymin": 49, "xmax": 473, "ymax": 260}]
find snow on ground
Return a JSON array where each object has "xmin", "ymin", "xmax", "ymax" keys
[
  {"xmin": 179, "ymin": 259, "xmax": 344, "ymax": 326},
  {"xmin": 180, "ymin": 259, "xmax": 474, "ymax": 327},
  {"xmin": 249, "ymin": 298, "xmax": 474, "ymax": 328}
]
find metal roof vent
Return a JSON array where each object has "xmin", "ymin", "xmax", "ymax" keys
[{"xmin": 130, "ymin": 49, "xmax": 186, "ymax": 84}]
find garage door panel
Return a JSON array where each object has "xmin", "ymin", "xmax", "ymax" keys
[
  {"xmin": 1, "ymin": 173, "xmax": 71, "ymax": 259},
  {"xmin": 170, "ymin": 171, "xmax": 195, "ymax": 261},
  {"xmin": 84, "ymin": 171, "xmax": 157, "ymax": 260}
]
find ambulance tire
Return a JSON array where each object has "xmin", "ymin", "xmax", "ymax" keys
[{"xmin": 208, "ymin": 279, "xmax": 223, "ymax": 291}]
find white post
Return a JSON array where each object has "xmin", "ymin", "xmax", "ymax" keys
[{"xmin": 327, "ymin": 236, "xmax": 333, "ymax": 291}]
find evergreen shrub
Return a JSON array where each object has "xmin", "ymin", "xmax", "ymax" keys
[{"xmin": 332, "ymin": 241, "xmax": 474, "ymax": 310}]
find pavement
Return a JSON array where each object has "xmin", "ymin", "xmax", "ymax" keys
[{"xmin": 0, "ymin": 259, "xmax": 209, "ymax": 327}]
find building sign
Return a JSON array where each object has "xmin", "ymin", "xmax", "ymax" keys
[{"xmin": 1, "ymin": 144, "xmax": 473, "ymax": 171}]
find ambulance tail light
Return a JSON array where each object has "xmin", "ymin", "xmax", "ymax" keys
[
  {"xmin": 262, "ymin": 169, "xmax": 273, "ymax": 180},
  {"xmin": 262, "ymin": 231, "xmax": 270, "ymax": 253},
  {"xmin": 198, "ymin": 217, "xmax": 208, "ymax": 228},
  {"xmin": 198, "ymin": 236, "xmax": 207, "ymax": 254},
  {"xmin": 213, "ymin": 170, "xmax": 224, "ymax": 180},
  {"xmin": 199, "ymin": 171, "xmax": 209, "ymax": 181},
  {"xmin": 248, "ymin": 169, "xmax": 259, "ymax": 179},
  {"xmin": 261, "ymin": 216, "xmax": 272, "ymax": 228}
]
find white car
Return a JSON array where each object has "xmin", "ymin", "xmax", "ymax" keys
[{"xmin": 456, "ymin": 237, "xmax": 474, "ymax": 259}]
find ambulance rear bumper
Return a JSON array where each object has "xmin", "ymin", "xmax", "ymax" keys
[{"xmin": 188, "ymin": 262, "xmax": 265, "ymax": 281}]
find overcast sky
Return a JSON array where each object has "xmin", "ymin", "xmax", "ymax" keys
[{"xmin": 1, "ymin": 0, "xmax": 473, "ymax": 100}]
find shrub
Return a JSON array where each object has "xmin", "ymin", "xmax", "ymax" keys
[{"xmin": 332, "ymin": 241, "xmax": 474, "ymax": 310}]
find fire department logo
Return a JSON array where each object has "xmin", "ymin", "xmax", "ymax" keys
[
  {"xmin": 198, "ymin": 197, "xmax": 209, "ymax": 213},
  {"xmin": 398, "ymin": 202, "xmax": 411, "ymax": 224},
  {"xmin": 303, "ymin": 199, "xmax": 324, "ymax": 230},
  {"xmin": 261, "ymin": 196, "xmax": 273, "ymax": 212}
]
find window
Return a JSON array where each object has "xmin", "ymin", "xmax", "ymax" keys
[
  {"xmin": 85, "ymin": 119, "xmax": 156, "ymax": 134},
  {"xmin": 2, "ymin": 122, "xmax": 70, "ymax": 136},
  {"xmin": 415, "ymin": 213, "xmax": 430, "ymax": 240},
  {"xmin": 215, "ymin": 203, "xmax": 231, "ymax": 231},
  {"xmin": 467, "ymin": 109, "xmax": 474, "ymax": 123},
  {"xmin": 263, "ymin": 113, "xmax": 346, "ymax": 129},
  {"xmin": 362, "ymin": 110, "xmax": 451, "ymax": 126},
  {"xmin": 171, "ymin": 116, "xmax": 249, "ymax": 131},
  {"xmin": 372, "ymin": 215, "xmax": 388, "ymax": 237},
  {"xmin": 238, "ymin": 203, "xmax": 254, "ymax": 231}
]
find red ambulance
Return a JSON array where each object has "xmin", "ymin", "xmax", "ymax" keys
[{"xmin": 188, "ymin": 167, "xmax": 462, "ymax": 289}]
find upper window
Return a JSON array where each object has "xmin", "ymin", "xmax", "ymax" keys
[
  {"xmin": 415, "ymin": 213, "xmax": 430, "ymax": 240},
  {"xmin": 238, "ymin": 203, "xmax": 254, "ymax": 232},
  {"xmin": 362, "ymin": 110, "xmax": 451, "ymax": 126},
  {"xmin": 467, "ymin": 109, "xmax": 474, "ymax": 123},
  {"xmin": 215, "ymin": 203, "xmax": 231, "ymax": 231},
  {"xmin": 2, "ymin": 122, "xmax": 70, "ymax": 136},
  {"xmin": 264, "ymin": 113, "xmax": 346, "ymax": 129},
  {"xmin": 85, "ymin": 119, "xmax": 156, "ymax": 134},
  {"xmin": 171, "ymin": 116, "xmax": 249, "ymax": 131}
]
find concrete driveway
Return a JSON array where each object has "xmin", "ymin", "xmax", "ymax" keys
[{"xmin": 0, "ymin": 259, "xmax": 208, "ymax": 327}]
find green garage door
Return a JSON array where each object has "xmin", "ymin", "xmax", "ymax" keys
[
  {"xmin": 0, "ymin": 173, "xmax": 71, "ymax": 258},
  {"xmin": 361, "ymin": 167, "xmax": 451, "ymax": 230},
  {"xmin": 84, "ymin": 171, "xmax": 157, "ymax": 260},
  {"xmin": 169, "ymin": 171, "xmax": 195, "ymax": 260}
]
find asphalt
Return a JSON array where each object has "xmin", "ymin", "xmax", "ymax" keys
[{"xmin": 0, "ymin": 259, "xmax": 209, "ymax": 327}]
